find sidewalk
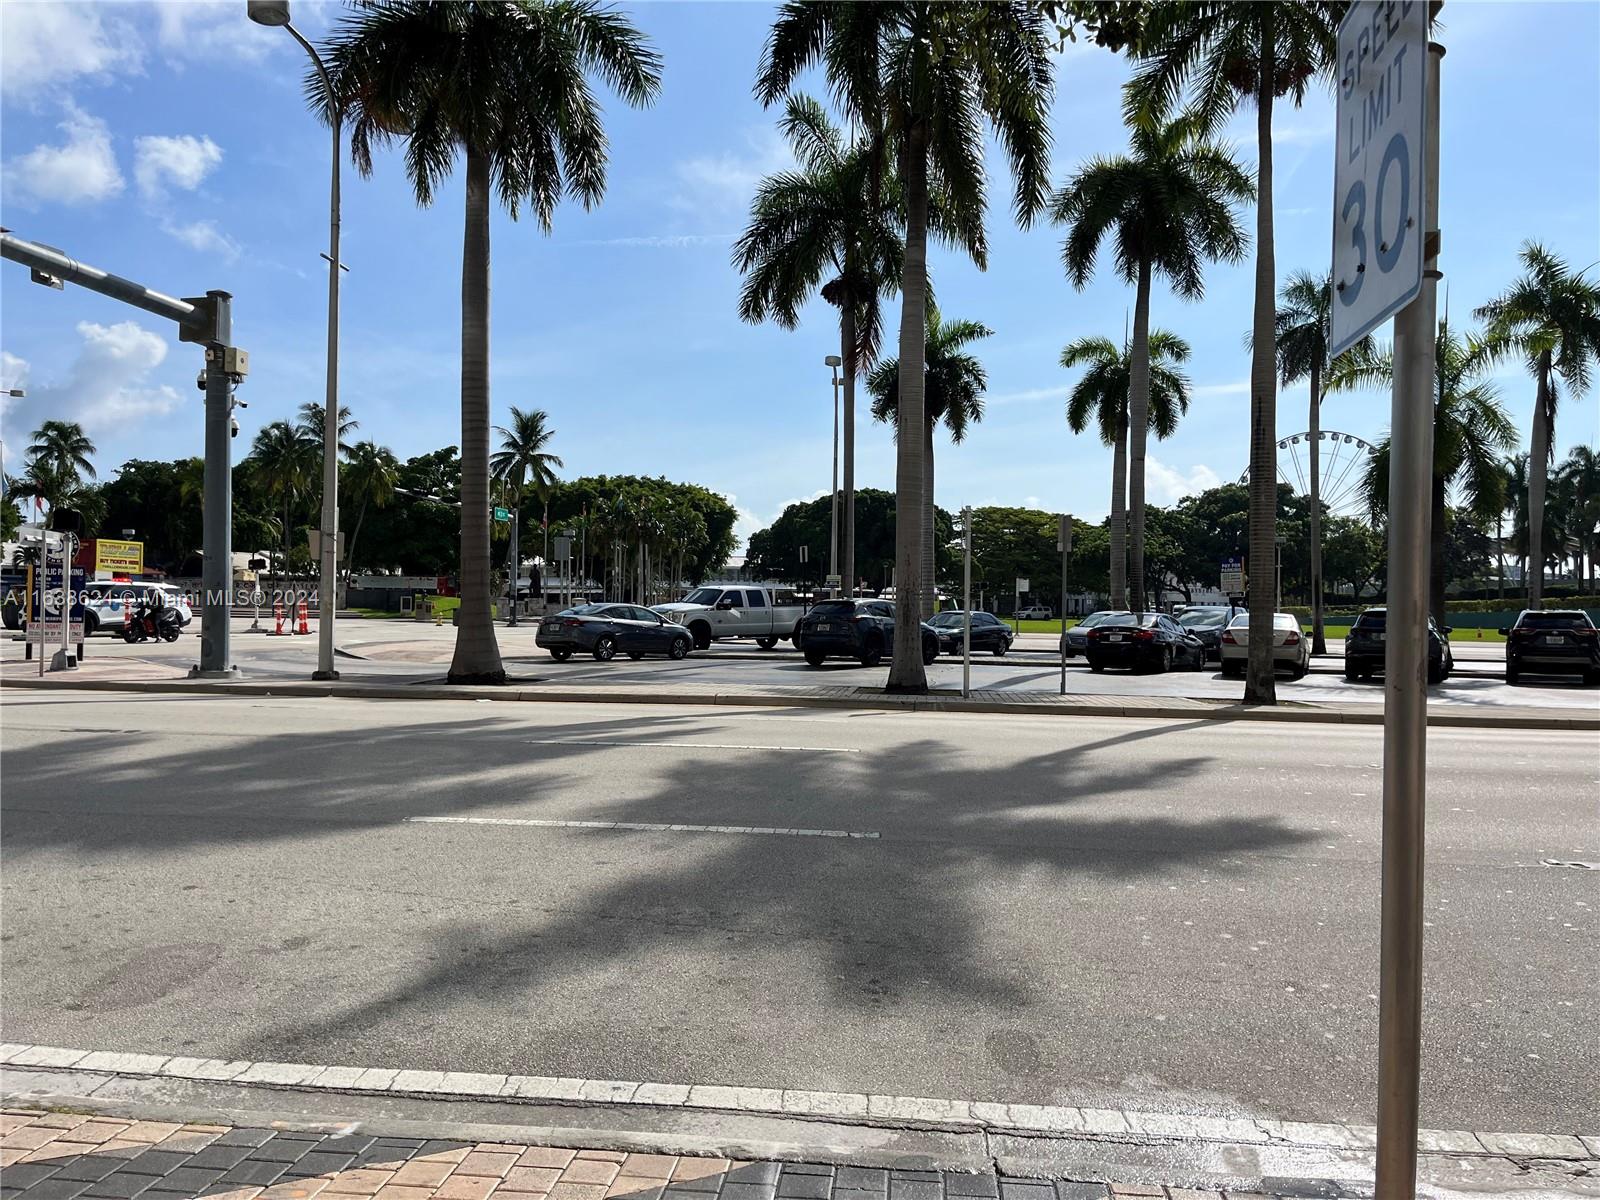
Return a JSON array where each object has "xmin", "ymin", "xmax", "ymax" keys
[
  {"xmin": 4, "ymin": 1052, "xmax": 1596, "ymax": 1200},
  {"xmin": 2, "ymin": 652, "xmax": 1594, "ymax": 730}
]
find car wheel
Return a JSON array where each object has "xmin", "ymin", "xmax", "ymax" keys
[
  {"xmin": 860, "ymin": 639, "xmax": 883, "ymax": 668},
  {"xmin": 1345, "ymin": 666, "xmax": 1360, "ymax": 681},
  {"xmin": 1582, "ymin": 669, "xmax": 1600, "ymax": 686},
  {"xmin": 992, "ymin": 639, "xmax": 1008, "ymax": 656},
  {"xmin": 593, "ymin": 634, "xmax": 617, "ymax": 662},
  {"xmin": 1426, "ymin": 661, "xmax": 1444, "ymax": 685},
  {"xmin": 669, "ymin": 636, "xmax": 690, "ymax": 660},
  {"xmin": 550, "ymin": 649, "xmax": 571, "ymax": 662},
  {"xmin": 1291, "ymin": 663, "xmax": 1308, "ymax": 680},
  {"xmin": 756, "ymin": 636, "xmax": 777, "ymax": 650},
  {"xmin": 82, "ymin": 613, "xmax": 99, "ymax": 638},
  {"xmin": 804, "ymin": 649, "xmax": 827, "ymax": 667},
  {"xmin": 1160, "ymin": 646, "xmax": 1174, "ymax": 673},
  {"xmin": 1090, "ymin": 661, "xmax": 1105, "ymax": 673},
  {"xmin": 689, "ymin": 622, "xmax": 712, "ymax": 651}
]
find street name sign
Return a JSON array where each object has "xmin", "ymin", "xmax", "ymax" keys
[
  {"xmin": 1330, "ymin": 0, "xmax": 1428, "ymax": 359},
  {"xmin": 493, "ymin": 506, "xmax": 510, "ymax": 523}
]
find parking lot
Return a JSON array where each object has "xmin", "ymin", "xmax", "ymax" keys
[{"xmin": 12, "ymin": 615, "xmax": 1595, "ymax": 712}]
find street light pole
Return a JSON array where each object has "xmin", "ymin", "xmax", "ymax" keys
[
  {"xmin": 249, "ymin": 0, "xmax": 342, "ymax": 681},
  {"xmin": 826, "ymin": 355, "xmax": 842, "ymax": 588}
]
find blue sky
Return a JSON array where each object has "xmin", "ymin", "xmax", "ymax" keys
[{"xmin": 3, "ymin": 1, "xmax": 1597, "ymax": 549}]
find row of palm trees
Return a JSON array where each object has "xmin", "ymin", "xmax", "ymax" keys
[{"xmin": 291, "ymin": 1, "xmax": 1595, "ymax": 698}]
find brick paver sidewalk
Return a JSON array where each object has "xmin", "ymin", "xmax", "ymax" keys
[{"xmin": 1, "ymin": 1110, "xmax": 1277, "ymax": 1200}]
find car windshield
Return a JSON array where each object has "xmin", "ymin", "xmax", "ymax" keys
[
  {"xmin": 683, "ymin": 588, "xmax": 722, "ymax": 605},
  {"xmin": 1518, "ymin": 612, "xmax": 1593, "ymax": 629},
  {"xmin": 1178, "ymin": 610, "xmax": 1228, "ymax": 629},
  {"xmin": 1079, "ymin": 611, "xmax": 1122, "ymax": 628},
  {"xmin": 1355, "ymin": 610, "xmax": 1387, "ymax": 628},
  {"xmin": 1226, "ymin": 614, "xmax": 1299, "ymax": 629},
  {"xmin": 1098, "ymin": 613, "xmax": 1161, "ymax": 629},
  {"xmin": 565, "ymin": 605, "xmax": 608, "ymax": 616},
  {"xmin": 928, "ymin": 612, "xmax": 968, "ymax": 628}
]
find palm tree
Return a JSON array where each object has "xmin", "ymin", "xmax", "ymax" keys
[
  {"xmin": 868, "ymin": 306, "xmax": 993, "ymax": 617},
  {"xmin": 295, "ymin": 403, "xmax": 358, "ymax": 459},
  {"xmin": 1500, "ymin": 453, "xmax": 1531, "ymax": 599},
  {"xmin": 1050, "ymin": 115, "xmax": 1251, "ymax": 615},
  {"xmin": 322, "ymin": 1, "xmax": 662, "ymax": 683},
  {"xmin": 1473, "ymin": 243, "xmax": 1600, "ymax": 605},
  {"xmin": 491, "ymin": 407, "xmax": 563, "ymax": 621},
  {"xmin": 342, "ymin": 441, "xmax": 400, "ymax": 577},
  {"xmin": 1354, "ymin": 322, "xmax": 1518, "ymax": 624},
  {"xmin": 1272, "ymin": 270, "xmax": 1375, "ymax": 654},
  {"xmin": 21, "ymin": 421, "xmax": 98, "ymax": 525},
  {"xmin": 1061, "ymin": 330, "xmax": 1192, "ymax": 607},
  {"xmin": 757, "ymin": 2, "xmax": 1054, "ymax": 692},
  {"xmin": 1128, "ymin": 2, "xmax": 1341, "ymax": 704},
  {"xmin": 1556, "ymin": 444, "xmax": 1600, "ymax": 593},
  {"xmin": 734, "ymin": 95, "xmax": 910, "ymax": 603},
  {"xmin": 250, "ymin": 420, "xmax": 318, "ymax": 585}
]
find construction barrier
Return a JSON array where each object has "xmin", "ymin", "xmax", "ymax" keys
[
  {"xmin": 268, "ymin": 600, "xmax": 286, "ymax": 636},
  {"xmin": 296, "ymin": 597, "xmax": 311, "ymax": 635}
]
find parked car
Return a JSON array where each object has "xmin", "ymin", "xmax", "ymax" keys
[
  {"xmin": 1014, "ymin": 604, "xmax": 1052, "ymax": 620},
  {"xmin": 1083, "ymin": 611, "xmax": 1207, "ymax": 673},
  {"xmin": 1500, "ymin": 609, "xmax": 1600, "ymax": 684},
  {"xmin": 652, "ymin": 584, "xmax": 804, "ymax": 650},
  {"xmin": 1218, "ymin": 612, "xmax": 1312, "ymax": 679},
  {"xmin": 81, "ymin": 582, "xmax": 193, "ymax": 637},
  {"xmin": 795, "ymin": 599, "xmax": 940, "ymax": 668},
  {"xmin": 1175, "ymin": 605, "xmax": 1236, "ymax": 662},
  {"xmin": 535, "ymin": 603, "xmax": 693, "ymax": 662},
  {"xmin": 1061, "ymin": 609, "xmax": 1126, "ymax": 658},
  {"xmin": 927, "ymin": 610, "xmax": 1014, "ymax": 656},
  {"xmin": 1344, "ymin": 606, "xmax": 1454, "ymax": 683}
]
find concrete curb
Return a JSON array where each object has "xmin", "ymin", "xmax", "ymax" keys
[
  {"xmin": 3, "ymin": 1046, "xmax": 1594, "ymax": 1166},
  {"xmin": 2, "ymin": 672, "xmax": 1596, "ymax": 730}
]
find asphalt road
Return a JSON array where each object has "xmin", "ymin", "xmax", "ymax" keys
[{"xmin": 2, "ymin": 688, "xmax": 1595, "ymax": 1134}]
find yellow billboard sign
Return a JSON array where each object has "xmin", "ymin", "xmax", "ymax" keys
[{"xmin": 95, "ymin": 538, "xmax": 144, "ymax": 575}]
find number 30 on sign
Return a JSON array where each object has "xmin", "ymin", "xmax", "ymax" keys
[{"xmin": 1330, "ymin": 0, "xmax": 1427, "ymax": 359}]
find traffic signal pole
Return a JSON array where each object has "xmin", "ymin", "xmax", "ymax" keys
[{"xmin": 2, "ymin": 232, "xmax": 244, "ymax": 677}]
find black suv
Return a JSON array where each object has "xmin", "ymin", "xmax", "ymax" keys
[
  {"xmin": 1500, "ymin": 610, "xmax": 1600, "ymax": 684},
  {"xmin": 1345, "ymin": 607, "xmax": 1454, "ymax": 684},
  {"xmin": 797, "ymin": 599, "xmax": 939, "ymax": 668}
]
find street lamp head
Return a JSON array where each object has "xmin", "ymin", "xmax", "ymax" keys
[
  {"xmin": 824, "ymin": 355, "xmax": 842, "ymax": 367},
  {"xmin": 247, "ymin": 0, "xmax": 291, "ymax": 26},
  {"xmin": 3, "ymin": 389, "xmax": 24, "ymax": 398}
]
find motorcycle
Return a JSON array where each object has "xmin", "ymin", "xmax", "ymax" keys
[{"xmin": 123, "ymin": 599, "xmax": 183, "ymax": 643}]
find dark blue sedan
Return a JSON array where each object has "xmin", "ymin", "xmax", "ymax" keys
[{"xmin": 536, "ymin": 604, "xmax": 693, "ymax": 662}]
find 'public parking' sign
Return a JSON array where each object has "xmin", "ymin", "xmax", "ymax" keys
[{"xmin": 1330, "ymin": 0, "xmax": 1428, "ymax": 359}]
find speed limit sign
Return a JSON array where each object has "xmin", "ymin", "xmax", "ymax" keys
[{"xmin": 1330, "ymin": 0, "xmax": 1427, "ymax": 359}]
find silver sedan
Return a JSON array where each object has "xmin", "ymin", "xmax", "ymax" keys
[{"xmin": 1217, "ymin": 612, "xmax": 1313, "ymax": 679}]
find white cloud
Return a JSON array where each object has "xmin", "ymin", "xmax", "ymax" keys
[
  {"xmin": 134, "ymin": 134, "xmax": 223, "ymax": 199},
  {"xmin": 1191, "ymin": 379, "xmax": 1250, "ymax": 398},
  {"xmin": 1146, "ymin": 457, "xmax": 1221, "ymax": 505},
  {"xmin": 154, "ymin": 1, "xmax": 280, "ymax": 67},
  {"xmin": 673, "ymin": 127, "xmax": 792, "ymax": 215},
  {"xmin": 2, "ymin": 104, "xmax": 124, "ymax": 207},
  {"xmin": 1, "ymin": 352, "xmax": 30, "ymax": 420},
  {"xmin": 0, "ymin": 2, "xmax": 142, "ymax": 99},
  {"xmin": 161, "ymin": 218, "xmax": 242, "ymax": 262},
  {"xmin": 23, "ymin": 321, "xmax": 183, "ymax": 432}
]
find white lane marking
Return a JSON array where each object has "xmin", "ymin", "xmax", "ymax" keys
[
  {"xmin": 405, "ymin": 815, "xmax": 879, "ymax": 839},
  {"xmin": 524, "ymin": 738, "xmax": 859, "ymax": 753}
]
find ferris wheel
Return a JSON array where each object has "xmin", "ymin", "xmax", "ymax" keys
[{"xmin": 1238, "ymin": 430, "xmax": 1378, "ymax": 518}]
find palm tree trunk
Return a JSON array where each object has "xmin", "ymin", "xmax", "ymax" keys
[
  {"xmin": 1496, "ymin": 512, "xmax": 1505, "ymax": 601},
  {"xmin": 1127, "ymin": 257, "xmax": 1153, "ymax": 615},
  {"xmin": 1309, "ymin": 361, "xmax": 1326, "ymax": 654},
  {"xmin": 448, "ymin": 144, "xmax": 505, "ymax": 683},
  {"xmin": 345, "ymin": 497, "xmax": 370, "ymax": 586},
  {"xmin": 1527, "ymin": 352, "xmax": 1552, "ymax": 607},
  {"xmin": 887, "ymin": 119, "xmax": 929, "ymax": 692},
  {"xmin": 1110, "ymin": 414, "xmax": 1128, "ymax": 608},
  {"xmin": 1244, "ymin": 38, "xmax": 1279, "ymax": 705},
  {"xmin": 921, "ymin": 417, "xmax": 936, "ymax": 619},
  {"xmin": 841, "ymin": 306, "xmax": 857, "ymax": 599}
]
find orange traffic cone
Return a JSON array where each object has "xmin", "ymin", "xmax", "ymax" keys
[
  {"xmin": 296, "ymin": 597, "xmax": 311, "ymax": 635},
  {"xmin": 269, "ymin": 600, "xmax": 286, "ymax": 636}
]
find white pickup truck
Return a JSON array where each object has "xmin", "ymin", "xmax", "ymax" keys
[{"xmin": 653, "ymin": 584, "xmax": 805, "ymax": 650}]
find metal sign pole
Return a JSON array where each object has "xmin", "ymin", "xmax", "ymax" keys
[
  {"xmin": 1376, "ymin": 39, "xmax": 1443, "ymax": 1200},
  {"xmin": 1058, "ymin": 516, "xmax": 1072, "ymax": 695},
  {"xmin": 961, "ymin": 507, "xmax": 972, "ymax": 699}
]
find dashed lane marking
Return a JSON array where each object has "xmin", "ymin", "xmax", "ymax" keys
[{"xmin": 405, "ymin": 815, "xmax": 879, "ymax": 839}]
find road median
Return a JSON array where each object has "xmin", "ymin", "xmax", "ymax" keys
[{"xmin": 2, "ymin": 667, "xmax": 1594, "ymax": 730}]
